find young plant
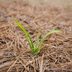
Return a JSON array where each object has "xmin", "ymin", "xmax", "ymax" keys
[{"xmin": 15, "ymin": 19, "xmax": 61, "ymax": 55}]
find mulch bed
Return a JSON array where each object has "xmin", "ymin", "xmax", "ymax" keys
[{"xmin": 0, "ymin": 1, "xmax": 72, "ymax": 72}]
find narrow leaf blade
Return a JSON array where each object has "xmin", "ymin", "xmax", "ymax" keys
[
  {"xmin": 38, "ymin": 29, "xmax": 61, "ymax": 48},
  {"xmin": 15, "ymin": 19, "xmax": 34, "ymax": 50}
]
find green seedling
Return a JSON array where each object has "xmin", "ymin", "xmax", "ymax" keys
[{"xmin": 15, "ymin": 19, "xmax": 61, "ymax": 55}]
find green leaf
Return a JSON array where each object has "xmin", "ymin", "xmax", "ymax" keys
[
  {"xmin": 15, "ymin": 19, "xmax": 34, "ymax": 51},
  {"xmin": 34, "ymin": 33, "xmax": 42, "ymax": 48},
  {"xmin": 15, "ymin": 19, "xmax": 61, "ymax": 55},
  {"xmin": 32, "ymin": 47, "xmax": 40, "ymax": 55},
  {"xmin": 38, "ymin": 29, "xmax": 61, "ymax": 48}
]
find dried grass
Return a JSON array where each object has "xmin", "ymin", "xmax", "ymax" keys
[{"xmin": 0, "ymin": 0, "xmax": 72, "ymax": 72}]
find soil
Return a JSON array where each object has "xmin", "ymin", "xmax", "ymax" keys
[{"xmin": 0, "ymin": 0, "xmax": 72, "ymax": 72}]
